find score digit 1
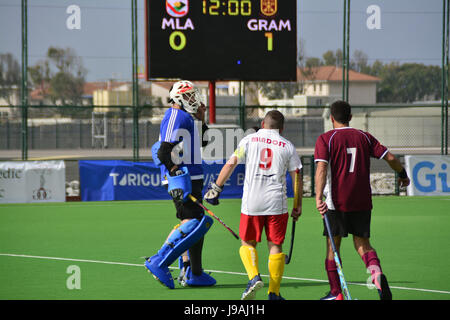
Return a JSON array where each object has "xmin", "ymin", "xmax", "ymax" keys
[{"xmin": 265, "ymin": 32, "xmax": 273, "ymax": 51}]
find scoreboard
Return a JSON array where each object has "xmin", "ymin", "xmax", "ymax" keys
[{"xmin": 145, "ymin": 0, "xmax": 297, "ymax": 81}]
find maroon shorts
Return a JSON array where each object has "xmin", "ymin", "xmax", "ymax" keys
[{"xmin": 239, "ymin": 213, "xmax": 289, "ymax": 245}]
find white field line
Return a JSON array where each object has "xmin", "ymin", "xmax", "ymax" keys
[
  {"xmin": 1, "ymin": 253, "xmax": 450, "ymax": 296},
  {"xmin": 0, "ymin": 202, "xmax": 167, "ymax": 209}
]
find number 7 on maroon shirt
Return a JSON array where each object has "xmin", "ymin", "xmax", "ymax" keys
[{"xmin": 314, "ymin": 127, "xmax": 388, "ymax": 212}]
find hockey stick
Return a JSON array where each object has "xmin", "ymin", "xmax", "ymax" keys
[
  {"xmin": 285, "ymin": 168, "xmax": 300, "ymax": 264},
  {"xmin": 189, "ymin": 194, "xmax": 240, "ymax": 240},
  {"xmin": 323, "ymin": 212, "xmax": 352, "ymax": 300}
]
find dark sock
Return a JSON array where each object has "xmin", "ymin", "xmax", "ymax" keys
[
  {"xmin": 188, "ymin": 237, "xmax": 204, "ymax": 276},
  {"xmin": 325, "ymin": 259, "xmax": 341, "ymax": 296},
  {"xmin": 362, "ymin": 251, "xmax": 382, "ymax": 289}
]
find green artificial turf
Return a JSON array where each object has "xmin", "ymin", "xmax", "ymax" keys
[{"xmin": 0, "ymin": 196, "xmax": 449, "ymax": 300}]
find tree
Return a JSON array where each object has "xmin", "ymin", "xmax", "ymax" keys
[
  {"xmin": 321, "ymin": 49, "xmax": 345, "ymax": 68},
  {"xmin": 28, "ymin": 46, "xmax": 87, "ymax": 106},
  {"xmin": 371, "ymin": 62, "xmax": 441, "ymax": 103},
  {"xmin": 335, "ymin": 49, "xmax": 344, "ymax": 67},
  {"xmin": 28, "ymin": 60, "xmax": 51, "ymax": 102},
  {"xmin": 322, "ymin": 50, "xmax": 337, "ymax": 66},
  {"xmin": 0, "ymin": 53, "xmax": 21, "ymax": 105},
  {"xmin": 351, "ymin": 50, "xmax": 369, "ymax": 73},
  {"xmin": 319, "ymin": 48, "xmax": 442, "ymax": 103},
  {"xmin": 257, "ymin": 81, "xmax": 300, "ymax": 100}
]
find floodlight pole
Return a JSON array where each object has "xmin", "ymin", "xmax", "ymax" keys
[
  {"xmin": 21, "ymin": 0, "xmax": 28, "ymax": 160},
  {"xmin": 131, "ymin": 0, "xmax": 139, "ymax": 161},
  {"xmin": 209, "ymin": 81, "xmax": 216, "ymax": 124},
  {"xmin": 346, "ymin": 0, "xmax": 350, "ymax": 102},
  {"xmin": 342, "ymin": 0, "xmax": 350, "ymax": 102}
]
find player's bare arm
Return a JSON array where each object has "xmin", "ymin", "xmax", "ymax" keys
[
  {"xmin": 204, "ymin": 136, "xmax": 247, "ymax": 206},
  {"xmin": 382, "ymin": 151, "xmax": 410, "ymax": 188},
  {"xmin": 289, "ymin": 169, "xmax": 303, "ymax": 221},
  {"xmin": 203, "ymin": 155, "xmax": 239, "ymax": 205},
  {"xmin": 216, "ymin": 155, "xmax": 239, "ymax": 188},
  {"xmin": 315, "ymin": 161, "xmax": 328, "ymax": 216}
]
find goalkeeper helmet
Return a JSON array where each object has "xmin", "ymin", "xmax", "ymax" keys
[{"xmin": 169, "ymin": 80, "xmax": 202, "ymax": 114}]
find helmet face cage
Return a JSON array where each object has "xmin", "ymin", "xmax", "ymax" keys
[{"xmin": 169, "ymin": 81, "xmax": 202, "ymax": 113}]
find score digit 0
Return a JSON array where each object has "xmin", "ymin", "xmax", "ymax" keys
[
  {"xmin": 265, "ymin": 32, "xmax": 273, "ymax": 51},
  {"xmin": 169, "ymin": 31, "xmax": 186, "ymax": 51}
]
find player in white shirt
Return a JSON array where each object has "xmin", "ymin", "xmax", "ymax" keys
[{"xmin": 204, "ymin": 110, "xmax": 303, "ymax": 300}]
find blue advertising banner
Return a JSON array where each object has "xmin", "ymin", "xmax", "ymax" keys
[
  {"xmin": 79, "ymin": 160, "xmax": 293, "ymax": 201},
  {"xmin": 80, "ymin": 160, "xmax": 166, "ymax": 201},
  {"xmin": 405, "ymin": 155, "xmax": 450, "ymax": 196}
]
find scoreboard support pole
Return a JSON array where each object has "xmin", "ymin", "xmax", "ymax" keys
[{"xmin": 209, "ymin": 81, "xmax": 216, "ymax": 124}]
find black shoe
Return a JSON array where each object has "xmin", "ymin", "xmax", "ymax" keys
[
  {"xmin": 268, "ymin": 292, "xmax": 285, "ymax": 300},
  {"xmin": 377, "ymin": 274, "xmax": 392, "ymax": 300}
]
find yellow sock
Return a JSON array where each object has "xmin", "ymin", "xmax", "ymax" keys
[
  {"xmin": 239, "ymin": 246, "xmax": 259, "ymax": 280},
  {"xmin": 268, "ymin": 253, "xmax": 285, "ymax": 295}
]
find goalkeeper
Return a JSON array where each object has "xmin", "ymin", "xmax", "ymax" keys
[{"xmin": 145, "ymin": 81, "xmax": 215, "ymax": 289}]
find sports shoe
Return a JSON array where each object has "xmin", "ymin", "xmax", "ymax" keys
[
  {"xmin": 241, "ymin": 275, "xmax": 264, "ymax": 300},
  {"xmin": 177, "ymin": 256, "xmax": 190, "ymax": 287},
  {"xmin": 320, "ymin": 291, "xmax": 344, "ymax": 300},
  {"xmin": 377, "ymin": 274, "xmax": 392, "ymax": 300},
  {"xmin": 178, "ymin": 266, "xmax": 188, "ymax": 287},
  {"xmin": 268, "ymin": 292, "xmax": 285, "ymax": 300}
]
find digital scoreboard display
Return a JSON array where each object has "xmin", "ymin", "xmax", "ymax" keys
[{"xmin": 145, "ymin": 0, "xmax": 297, "ymax": 81}]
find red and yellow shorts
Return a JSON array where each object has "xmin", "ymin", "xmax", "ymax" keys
[{"xmin": 239, "ymin": 213, "xmax": 289, "ymax": 245}]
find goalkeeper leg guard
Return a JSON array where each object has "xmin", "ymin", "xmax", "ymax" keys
[
  {"xmin": 145, "ymin": 215, "xmax": 213, "ymax": 289},
  {"xmin": 145, "ymin": 256, "xmax": 175, "ymax": 289},
  {"xmin": 158, "ymin": 215, "xmax": 213, "ymax": 267}
]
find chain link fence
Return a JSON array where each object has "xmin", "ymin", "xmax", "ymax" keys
[
  {"xmin": 1, "ymin": 104, "xmax": 446, "ymax": 196},
  {"xmin": 1, "ymin": 0, "xmax": 449, "ymax": 198}
]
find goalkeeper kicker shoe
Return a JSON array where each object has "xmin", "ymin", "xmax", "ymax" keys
[
  {"xmin": 183, "ymin": 266, "xmax": 216, "ymax": 287},
  {"xmin": 145, "ymin": 255, "xmax": 174, "ymax": 289},
  {"xmin": 241, "ymin": 275, "xmax": 264, "ymax": 300}
]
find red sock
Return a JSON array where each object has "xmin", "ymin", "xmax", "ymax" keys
[
  {"xmin": 362, "ymin": 251, "xmax": 382, "ymax": 289},
  {"xmin": 325, "ymin": 259, "xmax": 341, "ymax": 296}
]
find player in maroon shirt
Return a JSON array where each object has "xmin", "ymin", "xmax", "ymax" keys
[{"xmin": 314, "ymin": 100, "xmax": 410, "ymax": 300}]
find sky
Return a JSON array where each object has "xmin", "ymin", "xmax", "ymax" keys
[{"xmin": 0, "ymin": 0, "xmax": 444, "ymax": 82}]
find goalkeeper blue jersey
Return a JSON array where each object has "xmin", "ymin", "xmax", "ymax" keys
[{"xmin": 159, "ymin": 107, "xmax": 203, "ymax": 183}]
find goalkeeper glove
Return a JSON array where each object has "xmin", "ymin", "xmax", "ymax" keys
[
  {"xmin": 167, "ymin": 167, "xmax": 192, "ymax": 204},
  {"xmin": 204, "ymin": 182, "xmax": 223, "ymax": 206}
]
